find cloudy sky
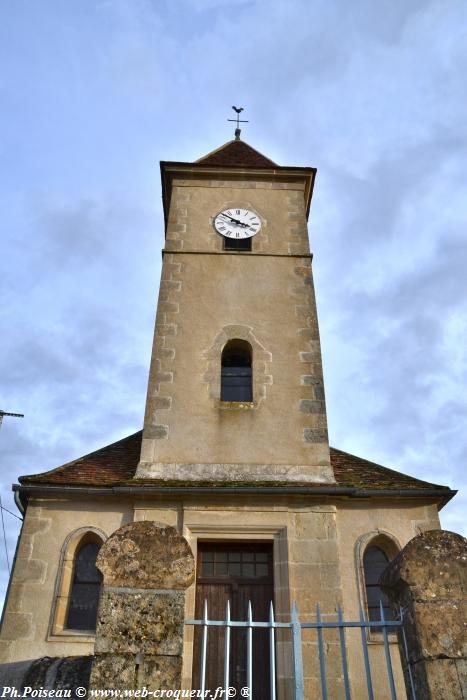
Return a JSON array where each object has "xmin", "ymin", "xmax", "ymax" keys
[{"xmin": 1, "ymin": 0, "xmax": 466, "ymax": 610}]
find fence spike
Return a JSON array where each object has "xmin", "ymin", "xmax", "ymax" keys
[
  {"xmin": 200, "ymin": 599, "xmax": 209, "ymax": 697},
  {"xmin": 269, "ymin": 600, "xmax": 275, "ymax": 623},
  {"xmin": 358, "ymin": 605, "xmax": 374, "ymax": 700},
  {"xmin": 316, "ymin": 603, "xmax": 328, "ymax": 700},
  {"xmin": 224, "ymin": 600, "xmax": 231, "ymax": 695},
  {"xmin": 291, "ymin": 603, "xmax": 304, "ymax": 700},
  {"xmin": 380, "ymin": 601, "xmax": 397, "ymax": 700},
  {"xmin": 337, "ymin": 603, "xmax": 352, "ymax": 700},
  {"xmin": 247, "ymin": 600, "xmax": 253, "ymax": 697},
  {"xmin": 269, "ymin": 601, "xmax": 276, "ymax": 700}
]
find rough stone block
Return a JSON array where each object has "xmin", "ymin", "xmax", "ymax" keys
[
  {"xmin": 0, "ymin": 612, "xmax": 33, "ymax": 641},
  {"xmin": 164, "ymin": 239, "xmax": 183, "ymax": 251},
  {"xmin": 304, "ymin": 428, "xmax": 328, "ymax": 443},
  {"xmin": 158, "ymin": 347, "xmax": 175, "ymax": 360},
  {"xmin": 161, "ymin": 263, "xmax": 181, "ymax": 278},
  {"xmin": 158, "ymin": 301, "xmax": 179, "ymax": 314},
  {"xmin": 95, "ymin": 590, "xmax": 185, "ymax": 655},
  {"xmin": 291, "ymin": 540, "xmax": 339, "ymax": 565},
  {"xmin": 154, "ymin": 371, "xmax": 173, "ymax": 384},
  {"xmin": 22, "ymin": 517, "xmax": 50, "ymax": 536},
  {"xmin": 293, "ymin": 513, "xmax": 334, "ymax": 540},
  {"xmin": 289, "ymin": 242, "xmax": 309, "ymax": 255},
  {"xmin": 319, "ymin": 564, "xmax": 342, "ymax": 590},
  {"xmin": 13, "ymin": 558, "xmax": 47, "ymax": 585},
  {"xmin": 300, "ymin": 375, "xmax": 320, "ymax": 385},
  {"xmin": 153, "ymin": 397, "xmax": 172, "ymax": 410},
  {"xmin": 4, "ymin": 583, "xmax": 26, "ymax": 612},
  {"xmin": 294, "ymin": 266, "xmax": 311, "ymax": 278},
  {"xmin": 299, "ymin": 400, "xmax": 323, "ymax": 414},
  {"xmin": 295, "ymin": 305, "xmax": 311, "ymax": 318},
  {"xmin": 90, "ymin": 654, "xmax": 182, "ymax": 691},
  {"xmin": 300, "ymin": 352, "xmax": 321, "ymax": 363},
  {"xmin": 314, "ymin": 385, "xmax": 325, "ymax": 400},
  {"xmin": 298, "ymin": 328, "xmax": 318, "ymax": 340},
  {"xmin": 167, "ymin": 223, "xmax": 186, "ymax": 234},
  {"xmin": 412, "ymin": 600, "xmax": 467, "ymax": 659},
  {"xmin": 96, "ymin": 522, "xmax": 195, "ymax": 590},
  {"xmin": 155, "ymin": 323, "xmax": 177, "ymax": 336},
  {"xmin": 160, "ymin": 280, "xmax": 182, "ymax": 292},
  {"xmin": 145, "ymin": 424, "xmax": 168, "ymax": 439},
  {"xmin": 420, "ymin": 658, "xmax": 467, "ymax": 700}
]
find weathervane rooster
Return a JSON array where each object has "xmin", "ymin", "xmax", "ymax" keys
[{"xmin": 228, "ymin": 106, "xmax": 249, "ymax": 139}]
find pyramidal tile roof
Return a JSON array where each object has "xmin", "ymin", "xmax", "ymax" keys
[
  {"xmin": 196, "ymin": 139, "xmax": 277, "ymax": 168},
  {"xmin": 18, "ymin": 430, "xmax": 453, "ymax": 499}
]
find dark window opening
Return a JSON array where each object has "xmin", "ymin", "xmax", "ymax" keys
[
  {"xmin": 200, "ymin": 545, "xmax": 273, "ymax": 580},
  {"xmin": 65, "ymin": 541, "xmax": 102, "ymax": 631},
  {"xmin": 363, "ymin": 545, "xmax": 395, "ymax": 625},
  {"xmin": 223, "ymin": 236, "xmax": 252, "ymax": 251},
  {"xmin": 221, "ymin": 339, "xmax": 253, "ymax": 402}
]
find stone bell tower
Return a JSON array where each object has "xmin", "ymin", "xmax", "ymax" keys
[{"xmin": 136, "ymin": 137, "xmax": 335, "ymax": 484}]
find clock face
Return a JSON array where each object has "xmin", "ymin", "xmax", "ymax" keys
[{"xmin": 214, "ymin": 208, "xmax": 261, "ymax": 239}]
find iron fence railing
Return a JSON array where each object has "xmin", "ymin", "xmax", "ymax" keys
[{"xmin": 186, "ymin": 600, "xmax": 416, "ymax": 700}]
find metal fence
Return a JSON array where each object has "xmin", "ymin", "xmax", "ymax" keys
[{"xmin": 186, "ymin": 600, "xmax": 416, "ymax": 700}]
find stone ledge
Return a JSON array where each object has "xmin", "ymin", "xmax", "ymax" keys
[{"xmin": 135, "ymin": 462, "xmax": 335, "ymax": 483}]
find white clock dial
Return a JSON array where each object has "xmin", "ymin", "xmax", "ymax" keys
[{"xmin": 214, "ymin": 208, "xmax": 262, "ymax": 239}]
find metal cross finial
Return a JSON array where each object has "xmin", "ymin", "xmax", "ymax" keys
[
  {"xmin": 228, "ymin": 106, "xmax": 249, "ymax": 140},
  {"xmin": 0, "ymin": 410, "xmax": 24, "ymax": 430}
]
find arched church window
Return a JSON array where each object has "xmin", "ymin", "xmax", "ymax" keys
[
  {"xmin": 363, "ymin": 545, "xmax": 395, "ymax": 624},
  {"xmin": 221, "ymin": 339, "xmax": 253, "ymax": 402},
  {"xmin": 65, "ymin": 539, "xmax": 103, "ymax": 631}
]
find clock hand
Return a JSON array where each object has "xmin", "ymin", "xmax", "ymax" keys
[
  {"xmin": 220, "ymin": 214, "xmax": 249, "ymax": 227},
  {"xmin": 220, "ymin": 214, "xmax": 242, "ymax": 224}
]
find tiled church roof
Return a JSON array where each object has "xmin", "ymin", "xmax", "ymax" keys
[
  {"xmin": 18, "ymin": 430, "xmax": 452, "ymax": 495},
  {"xmin": 195, "ymin": 139, "xmax": 277, "ymax": 168}
]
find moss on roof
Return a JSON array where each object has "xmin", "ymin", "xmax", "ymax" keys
[{"xmin": 18, "ymin": 430, "xmax": 451, "ymax": 497}]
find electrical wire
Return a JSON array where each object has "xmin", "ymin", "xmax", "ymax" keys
[
  {"xmin": 0, "ymin": 503, "xmax": 22, "ymax": 521},
  {"xmin": 0, "ymin": 495, "xmax": 11, "ymax": 575}
]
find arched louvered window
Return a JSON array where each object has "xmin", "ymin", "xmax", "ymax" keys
[
  {"xmin": 65, "ymin": 540, "xmax": 102, "ymax": 631},
  {"xmin": 221, "ymin": 339, "xmax": 253, "ymax": 402},
  {"xmin": 363, "ymin": 545, "xmax": 395, "ymax": 623}
]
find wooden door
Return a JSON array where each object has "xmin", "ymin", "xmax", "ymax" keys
[{"xmin": 193, "ymin": 542, "xmax": 274, "ymax": 698}]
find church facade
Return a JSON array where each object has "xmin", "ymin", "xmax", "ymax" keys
[{"xmin": 0, "ymin": 138, "xmax": 455, "ymax": 697}]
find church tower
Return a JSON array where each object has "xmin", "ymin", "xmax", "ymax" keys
[
  {"xmin": 1, "ymin": 132, "xmax": 453, "ymax": 700},
  {"xmin": 137, "ymin": 137, "xmax": 334, "ymax": 485}
]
